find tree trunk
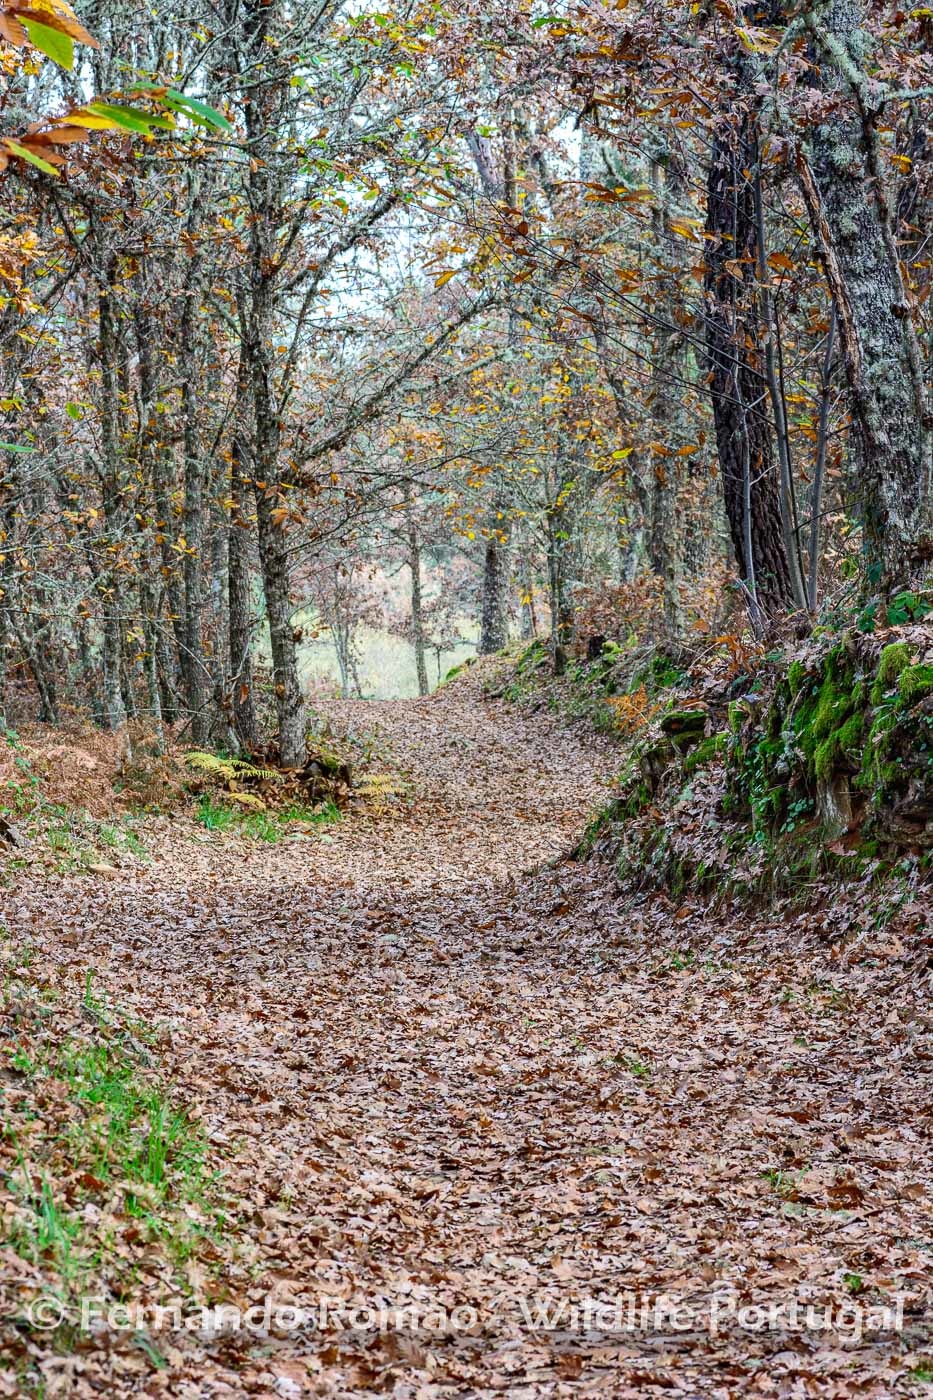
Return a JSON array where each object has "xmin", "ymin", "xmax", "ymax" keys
[
  {"xmin": 101, "ymin": 612, "xmax": 125, "ymax": 730},
  {"xmin": 520, "ymin": 546, "xmax": 537, "ymax": 639},
  {"xmin": 178, "ymin": 181, "xmax": 209, "ymax": 743},
  {"xmin": 9, "ymin": 601, "xmax": 58, "ymax": 725},
  {"xmin": 119, "ymin": 626, "xmax": 139, "ymax": 721},
  {"xmin": 479, "ymin": 513, "xmax": 510, "ymax": 655},
  {"xmin": 254, "ymin": 479, "xmax": 306, "ymax": 766},
  {"xmin": 76, "ymin": 615, "xmax": 102, "ymax": 725},
  {"xmin": 157, "ymin": 625, "xmax": 179, "ymax": 725},
  {"xmin": 593, "ymin": 329, "xmax": 653, "ymax": 585},
  {"xmin": 97, "ymin": 268, "xmax": 127, "ymax": 731},
  {"xmin": 404, "ymin": 486, "xmax": 429, "ymax": 696},
  {"xmin": 135, "ymin": 306, "xmax": 186, "ymax": 703},
  {"xmin": 704, "ymin": 116, "xmax": 795, "ymax": 619},
  {"xmin": 242, "ymin": 0, "xmax": 307, "ymax": 767},
  {"xmin": 547, "ymin": 511, "xmax": 576, "ymax": 676},
  {"xmin": 228, "ymin": 454, "xmax": 259, "ymax": 751},
  {"xmin": 799, "ymin": 0, "xmax": 932, "ymax": 592},
  {"xmin": 228, "ymin": 350, "xmax": 260, "ymax": 752},
  {"xmin": 647, "ymin": 156, "xmax": 688, "ymax": 638}
]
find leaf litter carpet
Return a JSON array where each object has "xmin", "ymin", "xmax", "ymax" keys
[{"xmin": 2, "ymin": 684, "xmax": 931, "ymax": 1397}]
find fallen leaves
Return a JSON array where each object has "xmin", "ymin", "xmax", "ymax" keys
[{"xmin": 0, "ymin": 682, "xmax": 930, "ymax": 1396}]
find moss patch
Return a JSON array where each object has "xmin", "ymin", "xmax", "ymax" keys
[
  {"xmin": 871, "ymin": 642, "xmax": 910, "ymax": 703},
  {"xmin": 728, "ymin": 633, "xmax": 930, "ymax": 851},
  {"xmin": 898, "ymin": 663, "xmax": 933, "ymax": 706}
]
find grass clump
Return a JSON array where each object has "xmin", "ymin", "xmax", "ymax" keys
[
  {"xmin": 1, "ymin": 934, "xmax": 229, "ymax": 1363},
  {"xmin": 194, "ymin": 792, "xmax": 340, "ymax": 842}
]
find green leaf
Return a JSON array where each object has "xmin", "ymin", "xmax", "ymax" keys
[
  {"xmin": 65, "ymin": 402, "xmax": 84, "ymax": 421},
  {"xmin": 4, "ymin": 141, "xmax": 60, "ymax": 176},
  {"xmin": 22, "ymin": 18, "xmax": 74, "ymax": 69},
  {"xmin": 87, "ymin": 102, "xmax": 175, "ymax": 134},
  {"xmin": 0, "ymin": 442, "xmax": 35, "ymax": 454},
  {"xmin": 164, "ymin": 90, "xmax": 232, "ymax": 131},
  {"xmin": 128, "ymin": 84, "xmax": 232, "ymax": 131}
]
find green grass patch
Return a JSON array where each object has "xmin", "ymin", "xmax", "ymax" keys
[
  {"xmin": 194, "ymin": 792, "xmax": 341, "ymax": 842},
  {"xmin": 0, "ymin": 930, "xmax": 229, "ymax": 1359}
]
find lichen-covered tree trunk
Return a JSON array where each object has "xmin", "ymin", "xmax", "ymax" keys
[
  {"xmin": 178, "ymin": 174, "xmax": 210, "ymax": 744},
  {"xmin": 546, "ymin": 516, "xmax": 576, "ymax": 677},
  {"xmin": 704, "ymin": 117, "xmax": 795, "ymax": 618},
  {"xmin": 403, "ymin": 485, "xmax": 429, "ymax": 695},
  {"xmin": 134, "ymin": 304, "xmax": 185, "ymax": 714},
  {"xmin": 249, "ymin": 324, "xmax": 306, "ymax": 760},
  {"xmin": 96, "ymin": 266, "xmax": 127, "ymax": 732},
  {"xmin": 7, "ymin": 583, "xmax": 58, "ymax": 724},
  {"xmin": 648, "ymin": 156, "xmax": 688, "ymax": 639},
  {"xmin": 479, "ymin": 502, "xmax": 510, "ymax": 656},
  {"xmin": 592, "ymin": 325, "xmax": 653, "ymax": 587},
  {"xmin": 241, "ymin": 0, "xmax": 306, "ymax": 767},
  {"xmin": 253, "ymin": 473, "xmax": 306, "ymax": 766},
  {"xmin": 519, "ymin": 546, "xmax": 537, "ymax": 639},
  {"xmin": 228, "ymin": 422, "xmax": 259, "ymax": 753},
  {"xmin": 799, "ymin": 0, "xmax": 932, "ymax": 593},
  {"xmin": 547, "ymin": 444, "xmax": 585, "ymax": 675},
  {"xmin": 246, "ymin": 266, "xmax": 306, "ymax": 763}
]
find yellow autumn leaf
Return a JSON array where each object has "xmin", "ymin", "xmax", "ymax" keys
[{"xmin": 20, "ymin": 0, "xmax": 97, "ymax": 45}]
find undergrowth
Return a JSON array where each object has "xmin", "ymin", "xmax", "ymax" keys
[
  {"xmin": 194, "ymin": 791, "xmax": 341, "ymax": 841},
  {"xmin": 497, "ymin": 624, "xmax": 931, "ymax": 916},
  {"xmin": 0, "ymin": 729, "xmax": 148, "ymax": 874},
  {"xmin": 0, "ymin": 933, "xmax": 230, "ymax": 1387},
  {"xmin": 492, "ymin": 636, "xmax": 689, "ymax": 736}
]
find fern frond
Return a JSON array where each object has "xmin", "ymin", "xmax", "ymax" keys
[
  {"xmin": 225, "ymin": 791, "xmax": 267, "ymax": 811},
  {"xmin": 357, "ymin": 772, "xmax": 408, "ymax": 798},
  {"xmin": 184, "ymin": 751, "xmax": 232, "ymax": 776},
  {"xmin": 183, "ymin": 751, "xmax": 279, "ymax": 783},
  {"xmin": 229, "ymin": 757, "xmax": 279, "ymax": 781}
]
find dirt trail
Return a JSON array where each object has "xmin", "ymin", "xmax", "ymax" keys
[{"xmin": 4, "ymin": 684, "xmax": 930, "ymax": 1397}]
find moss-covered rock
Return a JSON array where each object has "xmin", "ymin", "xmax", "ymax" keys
[
  {"xmin": 787, "ymin": 660, "xmax": 807, "ymax": 696},
  {"xmin": 814, "ymin": 711, "xmax": 864, "ymax": 781},
  {"xmin": 659, "ymin": 707, "xmax": 708, "ymax": 750},
  {"xmin": 870, "ymin": 642, "xmax": 911, "ymax": 703},
  {"xmin": 578, "ymin": 627, "xmax": 930, "ymax": 906},
  {"xmin": 898, "ymin": 663, "xmax": 933, "ymax": 706},
  {"xmin": 728, "ymin": 632, "xmax": 930, "ymax": 849},
  {"xmin": 683, "ymin": 731, "xmax": 727, "ymax": 776}
]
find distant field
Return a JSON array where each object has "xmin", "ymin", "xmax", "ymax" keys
[{"xmin": 290, "ymin": 622, "xmax": 478, "ymax": 699}]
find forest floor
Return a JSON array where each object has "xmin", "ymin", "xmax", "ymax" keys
[{"xmin": 1, "ymin": 674, "xmax": 931, "ymax": 1398}]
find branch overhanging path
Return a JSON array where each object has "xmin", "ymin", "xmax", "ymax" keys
[{"xmin": 2, "ymin": 676, "xmax": 929, "ymax": 1396}]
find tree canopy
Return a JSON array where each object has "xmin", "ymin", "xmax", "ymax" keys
[{"xmin": 0, "ymin": 0, "xmax": 928, "ymax": 748}]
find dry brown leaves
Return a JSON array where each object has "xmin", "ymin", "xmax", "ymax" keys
[{"xmin": 0, "ymin": 674, "xmax": 930, "ymax": 1397}]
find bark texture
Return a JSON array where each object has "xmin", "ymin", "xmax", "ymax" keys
[
  {"xmin": 801, "ymin": 0, "xmax": 932, "ymax": 591},
  {"xmin": 479, "ymin": 514, "xmax": 510, "ymax": 656},
  {"xmin": 403, "ymin": 486, "xmax": 430, "ymax": 696},
  {"xmin": 704, "ymin": 117, "xmax": 795, "ymax": 618},
  {"xmin": 241, "ymin": 0, "xmax": 307, "ymax": 766}
]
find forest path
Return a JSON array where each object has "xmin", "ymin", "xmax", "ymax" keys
[{"xmin": 8, "ymin": 682, "xmax": 928, "ymax": 1396}]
